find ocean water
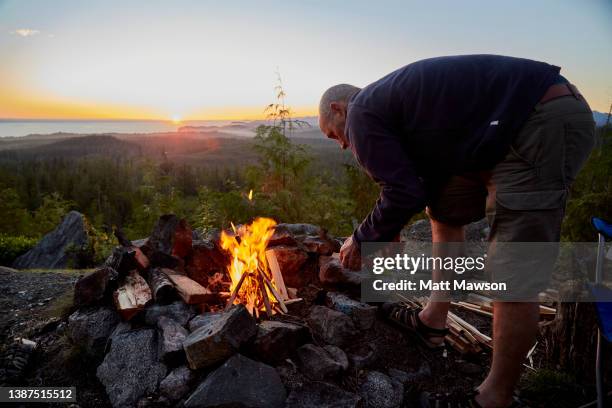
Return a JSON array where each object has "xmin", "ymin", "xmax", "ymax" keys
[{"xmin": 0, "ymin": 119, "xmax": 245, "ymax": 138}]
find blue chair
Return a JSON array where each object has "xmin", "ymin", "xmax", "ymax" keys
[{"xmin": 590, "ymin": 217, "xmax": 612, "ymax": 408}]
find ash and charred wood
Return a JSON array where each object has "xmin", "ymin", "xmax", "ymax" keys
[{"xmin": 147, "ymin": 267, "xmax": 177, "ymax": 304}]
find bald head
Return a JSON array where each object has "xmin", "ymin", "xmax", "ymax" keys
[
  {"xmin": 318, "ymin": 84, "xmax": 361, "ymax": 150},
  {"xmin": 318, "ymin": 84, "xmax": 361, "ymax": 121}
]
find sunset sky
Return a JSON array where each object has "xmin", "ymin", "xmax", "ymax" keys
[{"xmin": 0, "ymin": 0, "xmax": 611, "ymax": 120}]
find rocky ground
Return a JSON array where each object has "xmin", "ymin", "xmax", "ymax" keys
[{"xmin": 1, "ymin": 265, "xmax": 497, "ymax": 408}]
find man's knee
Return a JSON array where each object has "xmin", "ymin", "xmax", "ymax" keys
[{"xmin": 429, "ymin": 217, "xmax": 465, "ymax": 242}]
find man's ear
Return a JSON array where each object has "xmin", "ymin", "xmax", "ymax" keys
[{"xmin": 330, "ymin": 101, "xmax": 343, "ymax": 114}]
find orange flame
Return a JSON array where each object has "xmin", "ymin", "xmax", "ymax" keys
[{"xmin": 220, "ymin": 217, "xmax": 277, "ymax": 312}]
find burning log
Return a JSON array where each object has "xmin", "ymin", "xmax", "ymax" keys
[
  {"xmin": 113, "ymin": 270, "xmax": 152, "ymax": 320},
  {"xmin": 147, "ymin": 267, "xmax": 177, "ymax": 304},
  {"xmin": 220, "ymin": 217, "xmax": 289, "ymax": 317},
  {"xmin": 165, "ymin": 271, "xmax": 216, "ymax": 305}
]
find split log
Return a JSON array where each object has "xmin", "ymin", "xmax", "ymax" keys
[
  {"xmin": 113, "ymin": 270, "xmax": 152, "ymax": 320},
  {"xmin": 166, "ymin": 271, "xmax": 216, "ymax": 305},
  {"xmin": 147, "ymin": 268, "xmax": 177, "ymax": 304},
  {"xmin": 265, "ymin": 249, "xmax": 289, "ymax": 300}
]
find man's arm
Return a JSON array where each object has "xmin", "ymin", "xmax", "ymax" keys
[{"xmin": 348, "ymin": 105, "xmax": 426, "ymax": 243}]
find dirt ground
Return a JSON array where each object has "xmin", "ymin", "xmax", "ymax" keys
[{"xmin": 0, "ymin": 267, "xmax": 599, "ymax": 408}]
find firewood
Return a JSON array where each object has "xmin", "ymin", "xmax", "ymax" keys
[
  {"xmin": 147, "ymin": 268, "xmax": 177, "ymax": 304},
  {"xmin": 258, "ymin": 274, "xmax": 273, "ymax": 317},
  {"xmin": 264, "ymin": 249, "xmax": 291, "ymax": 300},
  {"xmin": 166, "ymin": 272, "xmax": 216, "ymax": 305},
  {"xmin": 261, "ymin": 271, "xmax": 288, "ymax": 313},
  {"xmin": 113, "ymin": 270, "xmax": 152, "ymax": 320},
  {"xmin": 225, "ymin": 271, "xmax": 249, "ymax": 310}
]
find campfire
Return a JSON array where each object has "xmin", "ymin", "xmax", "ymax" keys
[{"xmin": 220, "ymin": 217, "xmax": 288, "ymax": 317}]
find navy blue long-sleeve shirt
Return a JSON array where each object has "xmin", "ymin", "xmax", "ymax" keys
[{"xmin": 346, "ymin": 54, "xmax": 561, "ymax": 243}]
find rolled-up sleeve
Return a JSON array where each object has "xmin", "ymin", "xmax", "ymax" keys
[{"xmin": 347, "ymin": 104, "xmax": 426, "ymax": 243}]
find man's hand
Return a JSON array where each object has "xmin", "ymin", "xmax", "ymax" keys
[{"xmin": 340, "ymin": 235, "xmax": 361, "ymax": 271}]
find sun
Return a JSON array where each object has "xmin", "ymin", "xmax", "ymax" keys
[{"xmin": 170, "ymin": 114, "xmax": 182, "ymax": 125}]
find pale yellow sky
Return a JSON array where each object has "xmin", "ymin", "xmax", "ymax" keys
[{"xmin": 1, "ymin": 0, "xmax": 610, "ymax": 120}]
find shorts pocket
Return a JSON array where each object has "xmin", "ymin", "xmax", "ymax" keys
[{"xmin": 495, "ymin": 190, "xmax": 567, "ymax": 211}]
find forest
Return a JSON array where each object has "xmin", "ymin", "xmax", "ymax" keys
[{"xmin": 0, "ymin": 114, "xmax": 610, "ymax": 267}]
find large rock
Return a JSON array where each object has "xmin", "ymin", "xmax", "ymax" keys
[
  {"xmin": 253, "ymin": 320, "xmax": 310, "ymax": 365},
  {"xmin": 266, "ymin": 245, "xmax": 310, "ymax": 288},
  {"xmin": 148, "ymin": 214, "xmax": 193, "ymax": 258},
  {"xmin": 73, "ymin": 267, "xmax": 118, "ymax": 307},
  {"xmin": 185, "ymin": 354, "xmax": 286, "ymax": 408},
  {"xmin": 302, "ymin": 236, "xmax": 340, "ymax": 256},
  {"xmin": 96, "ymin": 329, "xmax": 167, "ymax": 408},
  {"xmin": 358, "ymin": 371, "xmax": 403, "ymax": 408},
  {"xmin": 159, "ymin": 365, "xmax": 194, "ymax": 402},
  {"xmin": 188, "ymin": 312, "xmax": 223, "ymax": 332},
  {"xmin": 144, "ymin": 301, "xmax": 196, "ymax": 328},
  {"xmin": 318, "ymin": 256, "xmax": 362, "ymax": 285},
  {"xmin": 296, "ymin": 344, "xmax": 347, "ymax": 380},
  {"xmin": 184, "ymin": 240, "xmax": 228, "ymax": 287},
  {"xmin": 13, "ymin": 211, "xmax": 91, "ymax": 269},
  {"xmin": 183, "ymin": 305, "xmax": 256, "ymax": 369},
  {"xmin": 285, "ymin": 381, "xmax": 362, "ymax": 408},
  {"xmin": 68, "ymin": 307, "xmax": 119, "ymax": 356},
  {"xmin": 157, "ymin": 316, "xmax": 188, "ymax": 364},
  {"xmin": 325, "ymin": 292, "xmax": 377, "ymax": 330},
  {"xmin": 276, "ymin": 223, "xmax": 321, "ymax": 237},
  {"xmin": 307, "ymin": 306, "xmax": 357, "ymax": 347}
]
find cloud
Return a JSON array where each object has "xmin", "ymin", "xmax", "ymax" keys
[{"xmin": 11, "ymin": 29, "xmax": 41, "ymax": 37}]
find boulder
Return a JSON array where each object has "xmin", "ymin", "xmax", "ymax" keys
[
  {"xmin": 307, "ymin": 306, "xmax": 357, "ymax": 347},
  {"xmin": 159, "ymin": 365, "xmax": 194, "ymax": 402},
  {"xmin": 266, "ymin": 246, "xmax": 310, "ymax": 288},
  {"xmin": 267, "ymin": 225, "xmax": 299, "ymax": 247},
  {"xmin": 184, "ymin": 354, "xmax": 286, "ymax": 408},
  {"xmin": 358, "ymin": 371, "xmax": 403, "ymax": 408},
  {"xmin": 144, "ymin": 301, "xmax": 196, "ymax": 328},
  {"xmin": 276, "ymin": 223, "xmax": 320, "ymax": 237},
  {"xmin": 347, "ymin": 343, "xmax": 378, "ymax": 369},
  {"xmin": 325, "ymin": 292, "xmax": 377, "ymax": 330},
  {"xmin": 73, "ymin": 267, "xmax": 118, "ymax": 307},
  {"xmin": 318, "ymin": 256, "xmax": 362, "ymax": 285},
  {"xmin": 157, "ymin": 316, "xmax": 188, "ymax": 364},
  {"xmin": 183, "ymin": 305, "xmax": 256, "ymax": 369},
  {"xmin": 296, "ymin": 344, "xmax": 347, "ymax": 380},
  {"xmin": 13, "ymin": 211, "xmax": 91, "ymax": 269},
  {"xmin": 388, "ymin": 362, "xmax": 431, "ymax": 385},
  {"xmin": 284, "ymin": 381, "xmax": 361, "ymax": 408},
  {"xmin": 67, "ymin": 307, "xmax": 119, "ymax": 356},
  {"xmin": 96, "ymin": 329, "xmax": 167, "ymax": 408},
  {"xmin": 302, "ymin": 236, "xmax": 340, "ymax": 256},
  {"xmin": 184, "ymin": 240, "xmax": 228, "ymax": 287},
  {"xmin": 148, "ymin": 214, "xmax": 193, "ymax": 258},
  {"xmin": 188, "ymin": 312, "xmax": 222, "ymax": 332},
  {"xmin": 253, "ymin": 320, "xmax": 310, "ymax": 365}
]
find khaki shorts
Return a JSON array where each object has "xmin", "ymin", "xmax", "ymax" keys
[{"xmin": 427, "ymin": 95, "xmax": 596, "ymax": 297}]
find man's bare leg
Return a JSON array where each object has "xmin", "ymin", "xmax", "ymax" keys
[
  {"xmin": 418, "ymin": 219, "xmax": 464, "ymax": 343},
  {"xmin": 475, "ymin": 302, "xmax": 539, "ymax": 407}
]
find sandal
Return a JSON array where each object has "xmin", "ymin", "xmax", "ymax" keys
[
  {"xmin": 419, "ymin": 389, "xmax": 524, "ymax": 408},
  {"xmin": 380, "ymin": 302, "xmax": 449, "ymax": 349}
]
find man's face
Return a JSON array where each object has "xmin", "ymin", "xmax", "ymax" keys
[{"xmin": 319, "ymin": 102, "xmax": 349, "ymax": 150}]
